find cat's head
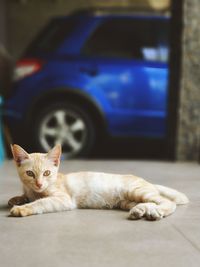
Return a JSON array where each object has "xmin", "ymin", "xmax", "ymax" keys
[{"xmin": 11, "ymin": 144, "xmax": 61, "ymax": 193}]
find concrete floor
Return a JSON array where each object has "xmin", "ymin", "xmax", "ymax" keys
[{"xmin": 0, "ymin": 160, "xmax": 200, "ymax": 267}]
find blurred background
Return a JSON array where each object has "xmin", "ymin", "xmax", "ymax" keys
[{"xmin": 0, "ymin": 0, "xmax": 199, "ymax": 162}]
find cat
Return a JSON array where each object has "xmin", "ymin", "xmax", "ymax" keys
[{"xmin": 8, "ymin": 144, "xmax": 189, "ymax": 220}]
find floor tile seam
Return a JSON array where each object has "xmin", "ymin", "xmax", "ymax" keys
[{"xmin": 172, "ymin": 223, "xmax": 200, "ymax": 254}]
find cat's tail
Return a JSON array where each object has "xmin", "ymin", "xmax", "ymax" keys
[{"xmin": 155, "ymin": 184, "xmax": 189, "ymax": 205}]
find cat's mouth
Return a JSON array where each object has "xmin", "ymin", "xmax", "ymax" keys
[{"xmin": 33, "ymin": 184, "xmax": 48, "ymax": 192}]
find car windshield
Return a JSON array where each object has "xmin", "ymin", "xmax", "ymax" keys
[{"xmin": 25, "ymin": 17, "xmax": 78, "ymax": 55}]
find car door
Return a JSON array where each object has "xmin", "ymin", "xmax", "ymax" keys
[{"xmin": 81, "ymin": 16, "xmax": 170, "ymax": 138}]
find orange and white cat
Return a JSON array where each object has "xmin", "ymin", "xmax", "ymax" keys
[{"xmin": 8, "ymin": 144, "xmax": 189, "ymax": 220}]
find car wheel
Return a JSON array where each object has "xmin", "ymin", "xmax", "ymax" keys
[{"xmin": 32, "ymin": 101, "xmax": 96, "ymax": 159}]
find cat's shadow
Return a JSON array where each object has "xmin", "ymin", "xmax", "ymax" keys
[{"xmin": 0, "ymin": 204, "xmax": 9, "ymax": 212}]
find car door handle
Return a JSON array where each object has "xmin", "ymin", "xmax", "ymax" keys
[{"xmin": 80, "ymin": 67, "xmax": 98, "ymax": 76}]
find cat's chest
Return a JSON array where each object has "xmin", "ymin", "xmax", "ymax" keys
[{"xmin": 24, "ymin": 188, "xmax": 49, "ymax": 201}]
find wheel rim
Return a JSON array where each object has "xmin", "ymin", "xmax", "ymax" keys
[{"xmin": 39, "ymin": 109, "xmax": 87, "ymax": 158}]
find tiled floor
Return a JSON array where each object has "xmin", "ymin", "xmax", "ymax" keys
[{"xmin": 0, "ymin": 160, "xmax": 200, "ymax": 267}]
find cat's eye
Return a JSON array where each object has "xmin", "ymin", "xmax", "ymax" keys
[
  {"xmin": 43, "ymin": 170, "xmax": 51, "ymax": 177},
  {"xmin": 26, "ymin": 170, "xmax": 35, "ymax": 178}
]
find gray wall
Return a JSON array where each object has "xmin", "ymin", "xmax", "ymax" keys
[
  {"xmin": 7, "ymin": 0, "xmax": 153, "ymax": 58},
  {"xmin": 0, "ymin": 0, "xmax": 6, "ymax": 45},
  {"xmin": 176, "ymin": 0, "xmax": 200, "ymax": 161}
]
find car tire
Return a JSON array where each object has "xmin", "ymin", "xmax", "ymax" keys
[{"xmin": 31, "ymin": 101, "xmax": 96, "ymax": 159}]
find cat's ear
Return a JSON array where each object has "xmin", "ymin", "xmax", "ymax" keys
[
  {"xmin": 11, "ymin": 144, "xmax": 30, "ymax": 166},
  {"xmin": 47, "ymin": 144, "xmax": 62, "ymax": 166}
]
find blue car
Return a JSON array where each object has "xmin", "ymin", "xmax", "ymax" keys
[{"xmin": 3, "ymin": 8, "xmax": 170, "ymax": 158}]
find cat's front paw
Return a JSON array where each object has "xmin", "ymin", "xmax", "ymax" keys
[
  {"xmin": 10, "ymin": 205, "xmax": 33, "ymax": 217},
  {"xmin": 8, "ymin": 196, "xmax": 29, "ymax": 208}
]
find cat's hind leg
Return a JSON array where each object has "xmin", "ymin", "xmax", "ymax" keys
[
  {"xmin": 119, "ymin": 200, "xmax": 136, "ymax": 211},
  {"xmin": 128, "ymin": 192, "xmax": 176, "ymax": 221}
]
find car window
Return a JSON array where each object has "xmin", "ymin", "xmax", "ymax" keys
[
  {"xmin": 25, "ymin": 17, "xmax": 78, "ymax": 55},
  {"xmin": 82, "ymin": 18, "xmax": 170, "ymax": 62}
]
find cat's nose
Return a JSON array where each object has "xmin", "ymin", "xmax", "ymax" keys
[{"xmin": 36, "ymin": 181, "xmax": 43, "ymax": 188}]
